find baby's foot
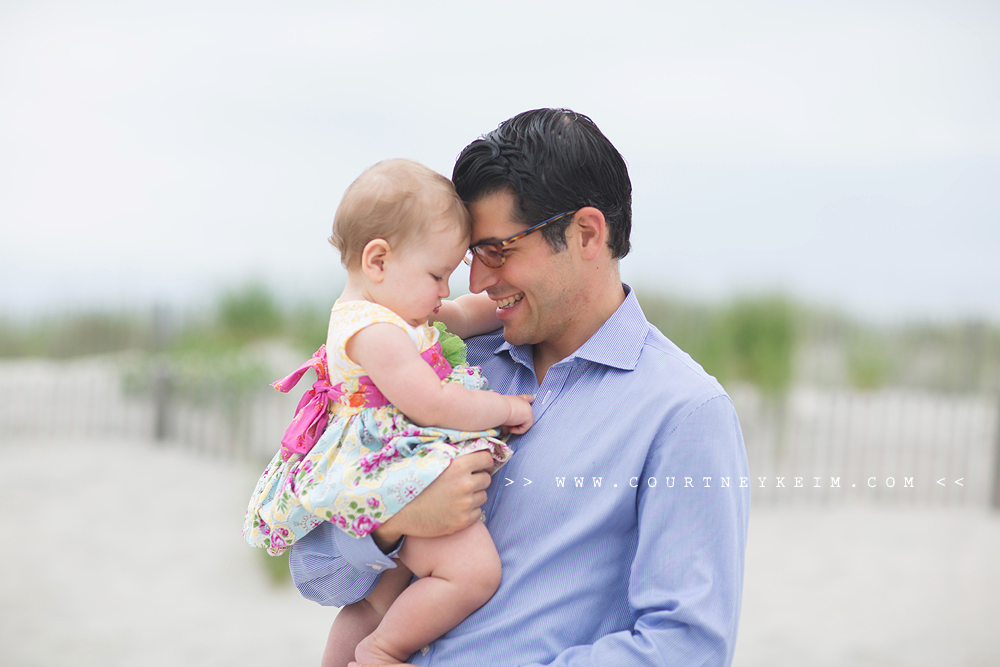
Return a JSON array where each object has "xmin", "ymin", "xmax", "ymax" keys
[{"xmin": 355, "ymin": 633, "xmax": 404, "ymax": 665}]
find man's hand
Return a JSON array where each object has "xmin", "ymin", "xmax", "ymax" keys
[
  {"xmin": 349, "ymin": 662, "xmax": 415, "ymax": 667},
  {"xmin": 370, "ymin": 450, "xmax": 493, "ymax": 552}
]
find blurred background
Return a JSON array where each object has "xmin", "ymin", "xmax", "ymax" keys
[{"xmin": 2, "ymin": 1, "xmax": 999, "ymax": 665}]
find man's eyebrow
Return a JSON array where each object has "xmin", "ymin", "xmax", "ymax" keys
[{"xmin": 470, "ymin": 236, "xmax": 503, "ymax": 247}]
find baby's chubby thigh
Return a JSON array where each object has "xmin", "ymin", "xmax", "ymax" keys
[{"xmin": 399, "ymin": 520, "xmax": 502, "ymax": 603}]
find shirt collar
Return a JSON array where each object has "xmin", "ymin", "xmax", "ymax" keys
[{"xmin": 494, "ymin": 284, "xmax": 648, "ymax": 372}]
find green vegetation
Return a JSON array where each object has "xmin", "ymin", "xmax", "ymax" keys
[
  {"xmin": 218, "ymin": 284, "xmax": 283, "ymax": 343},
  {"xmin": 637, "ymin": 289, "xmax": 1000, "ymax": 394},
  {"xmin": 257, "ymin": 549, "xmax": 292, "ymax": 586},
  {"xmin": 846, "ymin": 333, "xmax": 893, "ymax": 390},
  {"xmin": 0, "ymin": 284, "xmax": 330, "ymax": 361},
  {"xmin": 726, "ymin": 297, "xmax": 795, "ymax": 396},
  {"xmin": 637, "ymin": 292, "xmax": 796, "ymax": 396},
  {"xmin": 3, "ymin": 283, "xmax": 1000, "ymax": 394},
  {"xmin": 0, "ymin": 311, "xmax": 152, "ymax": 358},
  {"xmin": 168, "ymin": 284, "xmax": 326, "ymax": 357},
  {"xmin": 285, "ymin": 303, "xmax": 331, "ymax": 356}
]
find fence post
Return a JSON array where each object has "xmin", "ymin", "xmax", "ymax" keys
[
  {"xmin": 992, "ymin": 394, "xmax": 1000, "ymax": 510},
  {"xmin": 152, "ymin": 304, "xmax": 173, "ymax": 442}
]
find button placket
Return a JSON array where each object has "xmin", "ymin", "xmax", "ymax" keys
[{"xmin": 531, "ymin": 361, "xmax": 573, "ymax": 422}]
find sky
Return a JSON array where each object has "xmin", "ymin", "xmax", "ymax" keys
[{"xmin": 2, "ymin": 0, "xmax": 999, "ymax": 321}]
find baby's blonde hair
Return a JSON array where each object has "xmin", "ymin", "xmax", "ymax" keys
[{"xmin": 329, "ymin": 159, "xmax": 471, "ymax": 270}]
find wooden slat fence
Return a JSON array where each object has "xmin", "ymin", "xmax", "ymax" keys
[
  {"xmin": 731, "ymin": 385, "xmax": 999, "ymax": 507},
  {"xmin": 2, "ymin": 356, "xmax": 998, "ymax": 508}
]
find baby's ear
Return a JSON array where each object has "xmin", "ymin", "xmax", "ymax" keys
[{"xmin": 361, "ymin": 238, "xmax": 391, "ymax": 282}]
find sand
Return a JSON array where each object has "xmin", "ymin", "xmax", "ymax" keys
[
  {"xmin": 0, "ymin": 438, "xmax": 334, "ymax": 666},
  {"xmin": 1, "ymin": 438, "xmax": 998, "ymax": 666}
]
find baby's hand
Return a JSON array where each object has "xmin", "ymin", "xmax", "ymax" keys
[{"xmin": 502, "ymin": 394, "xmax": 535, "ymax": 435}]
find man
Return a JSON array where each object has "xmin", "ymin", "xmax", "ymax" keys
[{"xmin": 291, "ymin": 108, "xmax": 750, "ymax": 666}]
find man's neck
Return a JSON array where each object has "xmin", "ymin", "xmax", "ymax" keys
[{"xmin": 531, "ymin": 281, "xmax": 626, "ymax": 384}]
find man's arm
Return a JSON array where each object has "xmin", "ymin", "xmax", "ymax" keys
[
  {"xmin": 526, "ymin": 395, "xmax": 750, "ymax": 667},
  {"xmin": 289, "ymin": 522, "xmax": 390, "ymax": 606},
  {"xmin": 348, "ymin": 397, "xmax": 748, "ymax": 667},
  {"xmin": 289, "ymin": 451, "xmax": 496, "ymax": 605}
]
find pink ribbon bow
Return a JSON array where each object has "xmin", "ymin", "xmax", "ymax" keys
[
  {"xmin": 273, "ymin": 346, "xmax": 334, "ymax": 460},
  {"xmin": 271, "ymin": 342, "xmax": 454, "ymax": 461}
]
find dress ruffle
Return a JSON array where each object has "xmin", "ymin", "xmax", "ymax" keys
[{"xmin": 243, "ymin": 364, "xmax": 511, "ymax": 555}]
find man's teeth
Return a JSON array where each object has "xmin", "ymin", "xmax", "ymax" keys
[{"xmin": 496, "ymin": 294, "xmax": 524, "ymax": 309}]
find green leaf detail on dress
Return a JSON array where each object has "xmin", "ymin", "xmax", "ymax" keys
[{"xmin": 433, "ymin": 321, "xmax": 467, "ymax": 367}]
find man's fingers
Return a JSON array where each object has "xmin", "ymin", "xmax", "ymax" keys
[
  {"xmin": 471, "ymin": 468, "xmax": 493, "ymax": 492},
  {"xmin": 454, "ymin": 450, "xmax": 494, "ymax": 473}
]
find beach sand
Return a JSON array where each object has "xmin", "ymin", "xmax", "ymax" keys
[
  {"xmin": 1, "ymin": 438, "xmax": 998, "ymax": 666},
  {"xmin": 0, "ymin": 438, "xmax": 334, "ymax": 666}
]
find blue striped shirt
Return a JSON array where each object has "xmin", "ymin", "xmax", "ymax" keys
[{"xmin": 289, "ymin": 285, "xmax": 750, "ymax": 666}]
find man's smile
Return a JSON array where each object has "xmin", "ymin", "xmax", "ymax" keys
[{"xmin": 493, "ymin": 293, "xmax": 524, "ymax": 309}]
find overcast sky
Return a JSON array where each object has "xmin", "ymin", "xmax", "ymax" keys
[{"xmin": 2, "ymin": 0, "xmax": 998, "ymax": 321}]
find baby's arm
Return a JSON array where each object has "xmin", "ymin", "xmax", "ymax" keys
[
  {"xmin": 346, "ymin": 323, "xmax": 533, "ymax": 433},
  {"xmin": 432, "ymin": 293, "xmax": 499, "ymax": 340}
]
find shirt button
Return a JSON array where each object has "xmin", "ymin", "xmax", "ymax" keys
[
  {"xmin": 420, "ymin": 645, "xmax": 431, "ymax": 654},
  {"xmin": 368, "ymin": 564, "xmax": 383, "ymax": 571},
  {"xmin": 479, "ymin": 511, "xmax": 487, "ymax": 523}
]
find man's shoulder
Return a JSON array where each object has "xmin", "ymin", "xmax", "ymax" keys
[
  {"xmin": 628, "ymin": 325, "xmax": 744, "ymax": 470},
  {"xmin": 464, "ymin": 329, "xmax": 523, "ymax": 384},
  {"xmin": 633, "ymin": 321, "xmax": 728, "ymax": 401},
  {"xmin": 464, "ymin": 328, "xmax": 506, "ymax": 363}
]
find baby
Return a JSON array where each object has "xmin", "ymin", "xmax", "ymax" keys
[{"xmin": 244, "ymin": 159, "xmax": 533, "ymax": 665}]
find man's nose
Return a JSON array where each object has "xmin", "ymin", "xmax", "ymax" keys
[{"xmin": 468, "ymin": 255, "xmax": 499, "ymax": 294}]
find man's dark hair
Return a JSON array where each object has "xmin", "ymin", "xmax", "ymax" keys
[{"xmin": 452, "ymin": 108, "xmax": 632, "ymax": 259}]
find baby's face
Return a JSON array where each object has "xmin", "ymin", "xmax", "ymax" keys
[{"xmin": 379, "ymin": 220, "xmax": 469, "ymax": 326}]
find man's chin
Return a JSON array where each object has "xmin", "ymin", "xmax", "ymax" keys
[
  {"xmin": 500, "ymin": 325, "xmax": 521, "ymax": 345},
  {"xmin": 500, "ymin": 323, "xmax": 536, "ymax": 347}
]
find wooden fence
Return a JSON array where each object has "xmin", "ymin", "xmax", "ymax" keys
[
  {"xmin": 2, "ymin": 355, "xmax": 998, "ymax": 508},
  {"xmin": 0, "ymin": 355, "xmax": 297, "ymax": 463},
  {"xmin": 730, "ymin": 385, "xmax": 1000, "ymax": 507}
]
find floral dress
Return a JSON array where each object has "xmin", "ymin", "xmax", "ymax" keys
[{"xmin": 243, "ymin": 300, "xmax": 512, "ymax": 556}]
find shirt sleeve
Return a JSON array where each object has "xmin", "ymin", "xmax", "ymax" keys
[
  {"xmin": 524, "ymin": 394, "xmax": 751, "ymax": 667},
  {"xmin": 288, "ymin": 521, "xmax": 404, "ymax": 607}
]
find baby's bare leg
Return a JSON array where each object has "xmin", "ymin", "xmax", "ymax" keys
[
  {"xmin": 355, "ymin": 521, "xmax": 501, "ymax": 664},
  {"xmin": 321, "ymin": 563, "xmax": 412, "ymax": 667}
]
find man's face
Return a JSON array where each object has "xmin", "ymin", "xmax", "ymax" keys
[{"xmin": 468, "ymin": 191, "xmax": 580, "ymax": 349}]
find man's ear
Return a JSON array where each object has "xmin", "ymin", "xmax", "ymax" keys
[
  {"xmin": 360, "ymin": 238, "xmax": 391, "ymax": 282},
  {"xmin": 573, "ymin": 207, "xmax": 607, "ymax": 261}
]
